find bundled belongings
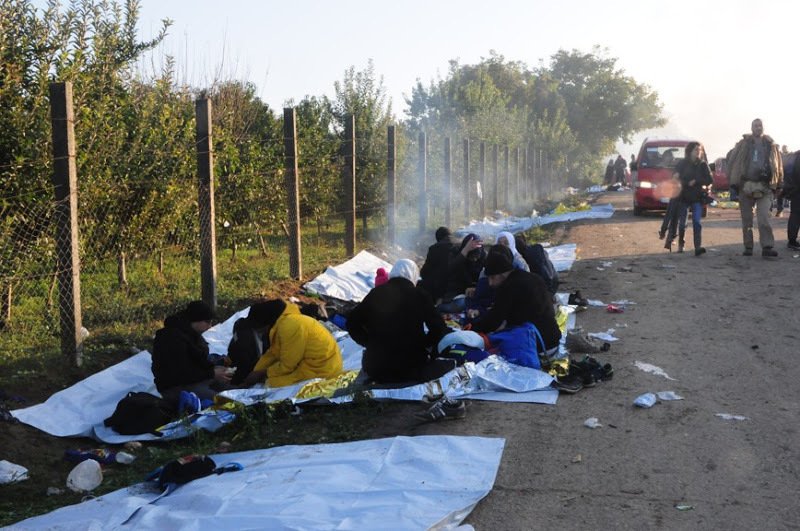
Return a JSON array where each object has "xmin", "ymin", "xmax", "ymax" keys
[{"xmin": 104, "ymin": 392, "xmax": 177, "ymax": 436}]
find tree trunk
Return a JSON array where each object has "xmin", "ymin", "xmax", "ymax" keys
[
  {"xmin": 47, "ymin": 267, "xmax": 58, "ymax": 308},
  {"xmin": 118, "ymin": 251, "xmax": 128, "ymax": 287},
  {"xmin": 258, "ymin": 233, "xmax": 269, "ymax": 258},
  {"xmin": 362, "ymin": 209, "xmax": 368, "ymax": 232},
  {"xmin": 157, "ymin": 250, "xmax": 164, "ymax": 274},
  {"xmin": 231, "ymin": 240, "xmax": 237, "ymax": 261}
]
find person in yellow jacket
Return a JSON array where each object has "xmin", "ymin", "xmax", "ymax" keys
[{"xmin": 239, "ymin": 299, "xmax": 343, "ymax": 387}]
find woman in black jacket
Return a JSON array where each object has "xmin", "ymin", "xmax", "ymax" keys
[{"xmin": 666, "ymin": 142, "xmax": 713, "ymax": 255}]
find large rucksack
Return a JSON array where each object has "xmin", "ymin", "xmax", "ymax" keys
[
  {"xmin": 522, "ymin": 244, "xmax": 559, "ymax": 295},
  {"xmin": 104, "ymin": 392, "xmax": 176, "ymax": 435}
]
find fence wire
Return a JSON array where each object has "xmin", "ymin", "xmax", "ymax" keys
[{"xmin": 0, "ymin": 99, "xmax": 567, "ymax": 366}]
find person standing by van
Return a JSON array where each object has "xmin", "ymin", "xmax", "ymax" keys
[
  {"xmin": 672, "ymin": 142, "xmax": 713, "ymax": 255},
  {"xmin": 727, "ymin": 118, "xmax": 783, "ymax": 257}
]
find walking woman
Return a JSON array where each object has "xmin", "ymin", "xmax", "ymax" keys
[{"xmin": 666, "ymin": 141, "xmax": 713, "ymax": 255}]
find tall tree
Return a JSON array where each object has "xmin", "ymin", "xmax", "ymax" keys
[{"xmin": 328, "ymin": 60, "xmax": 393, "ymax": 222}]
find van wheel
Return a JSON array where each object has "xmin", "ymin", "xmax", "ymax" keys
[{"xmin": 633, "ymin": 205, "xmax": 643, "ymax": 216}]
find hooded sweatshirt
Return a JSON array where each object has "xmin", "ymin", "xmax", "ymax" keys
[{"xmin": 151, "ymin": 311, "xmax": 214, "ymax": 392}]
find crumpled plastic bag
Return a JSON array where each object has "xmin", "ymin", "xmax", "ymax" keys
[{"xmin": 0, "ymin": 460, "xmax": 28, "ymax": 484}]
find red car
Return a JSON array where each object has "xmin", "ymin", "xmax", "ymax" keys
[
  {"xmin": 711, "ymin": 157, "xmax": 729, "ymax": 191},
  {"xmin": 632, "ymin": 138, "xmax": 697, "ymax": 216}
]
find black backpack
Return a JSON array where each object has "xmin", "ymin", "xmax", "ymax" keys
[
  {"xmin": 104, "ymin": 392, "xmax": 176, "ymax": 435},
  {"xmin": 523, "ymin": 244, "xmax": 559, "ymax": 295}
]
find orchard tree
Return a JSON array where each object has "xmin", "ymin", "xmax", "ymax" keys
[{"xmin": 328, "ymin": 60, "xmax": 393, "ymax": 225}]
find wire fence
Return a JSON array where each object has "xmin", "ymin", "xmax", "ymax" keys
[{"xmin": 0, "ymin": 82, "xmax": 567, "ymax": 367}]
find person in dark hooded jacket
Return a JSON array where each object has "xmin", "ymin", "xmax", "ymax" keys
[
  {"xmin": 437, "ymin": 233, "xmax": 485, "ymax": 313},
  {"xmin": 419, "ymin": 226, "xmax": 457, "ymax": 302},
  {"xmin": 347, "ymin": 259, "xmax": 454, "ymax": 384},
  {"xmin": 151, "ymin": 300, "xmax": 231, "ymax": 405},
  {"xmin": 471, "ymin": 246, "xmax": 561, "ymax": 353}
]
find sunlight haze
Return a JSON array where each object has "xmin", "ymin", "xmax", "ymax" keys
[{"xmin": 132, "ymin": 0, "xmax": 800, "ymax": 161}]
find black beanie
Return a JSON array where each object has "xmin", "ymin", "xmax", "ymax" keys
[
  {"xmin": 484, "ymin": 245, "xmax": 514, "ymax": 275},
  {"xmin": 435, "ymin": 226, "xmax": 451, "ymax": 242},
  {"xmin": 246, "ymin": 299, "xmax": 286, "ymax": 328},
  {"xmin": 184, "ymin": 300, "xmax": 214, "ymax": 323}
]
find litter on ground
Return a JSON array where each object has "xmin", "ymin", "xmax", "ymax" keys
[{"xmin": 634, "ymin": 361, "xmax": 676, "ymax": 380}]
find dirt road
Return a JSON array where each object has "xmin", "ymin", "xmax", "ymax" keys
[{"xmin": 416, "ymin": 191, "xmax": 800, "ymax": 529}]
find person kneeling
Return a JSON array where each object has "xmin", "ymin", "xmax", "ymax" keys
[{"xmin": 240, "ymin": 299, "xmax": 343, "ymax": 388}]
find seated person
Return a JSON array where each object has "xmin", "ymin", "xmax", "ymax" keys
[
  {"xmin": 470, "ymin": 246, "xmax": 562, "ymax": 355},
  {"xmin": 151, "ymin": 300, "xmax": 232, "ymax": 406},
  {"xmin": 514, "ymin": 233, "xmax": 559, "ymax": 296},
  {"xmin": 438, "ymin": 233, "xmax": 485, "ymax": 313},
  {"xmin": 226, "ymin": 302, "xmax": 273, "ymax": 385},
  {"xmin": 347, "ymin": 259, "xmax": 454, "ymax": 384},
  {"xmin": 495, "ymin": 231, "xmax": 530, "ymax": 272},
  {"xmin": 241, "ymin": 299, "xmax": 343, "ymax": 388},
  {"xmin": 419, "ymin": 226, "xmax": 457, "ymax": 302}
]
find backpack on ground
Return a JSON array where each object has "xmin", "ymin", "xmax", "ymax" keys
[{"xmin": 104, "ymin": 392, "xmax": 176, "ymax": 435}]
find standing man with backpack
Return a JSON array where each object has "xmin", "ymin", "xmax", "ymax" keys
[{"xmin": 727, "ymin": 118, "xmax": 784, "ymax": 257}]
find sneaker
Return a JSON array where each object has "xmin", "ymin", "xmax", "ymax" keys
[
  {"xmin": 414, "ymin": 397, "xmax": 466, "ymax": 422},
  {"xmin": 787, "ymin": 241, "xmax": 800, "ymax": 251},
  {"xmin": 568, "ymin": 291, "xmax": 589, "ymax": 307},
  {"xmin": 742, "ymin": 248, "xmax": 753, "ymax": 256},
  {"xmin": 568, "ymin": 361, "xmax": 596, "ymax": 388},
  {"xmin": 565, "ymin": 330, "xmax": 602, "ymax": 354},
  {"xmin": 762, "ymin": 247, "xmax": 778, "ymax": 258},
  {"xmin": 178, "ymin": 391, "xmax": 201, "ymax": 415},
  {"xmin": 554, "ymin": 374, "xmax": 583, "ymax": 394}
]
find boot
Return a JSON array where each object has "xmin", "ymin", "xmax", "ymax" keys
[
  {"xmin": 677, "ymin": 229, "xmax": 685, "ymax": 253},
  {"xmin": 664, "ymin": 238, "xmax": 673, "ymax": 252},
  {"xmin": 693, "ymin": 227, "xmax": 705, "ymax": 256}
]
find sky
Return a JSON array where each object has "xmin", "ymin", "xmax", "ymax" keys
[{"xmin": 130, "ymin": 0, "xmax": 800, "ymax": 161}]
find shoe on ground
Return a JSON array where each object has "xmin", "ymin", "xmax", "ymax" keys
[
  {"xmin": 743, "ymin": 248, "xmax": 753, "ymax": 256},
  {"xmin": 568, "ymin": 291, "xmax": 589, "ymax": 307},
  {"xmin": 414, "ymin": 397, "xmax": 466, "ymax": 422},
  {"xmin": 554, "ymin": 374, "xmax": 583, "ymax": 394},
  {"xmin": 787, "ymin": 241, "xmax": 800, "ymax": 251},
  {"xmin": 568, "ymin": 361, "xmax": 596, "ymax": 388},
  {"xmin": 565, "ymin": 331, "xmax": 602, "ymax": 354},
  {"xmin": 762, "ymin": 247, "xmax": 778, "ymax": 258},
  {"xmin": 178, "ymin": 391, "xmax": 201, "ymax": 415},
  {"xmin": 694, "ymin": 247, "xmax": 706, "ymax": 256}
]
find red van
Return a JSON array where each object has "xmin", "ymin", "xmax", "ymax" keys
[{"xmin": 632, "ymin": 137, "xmax": 697, "ymax": 216}]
